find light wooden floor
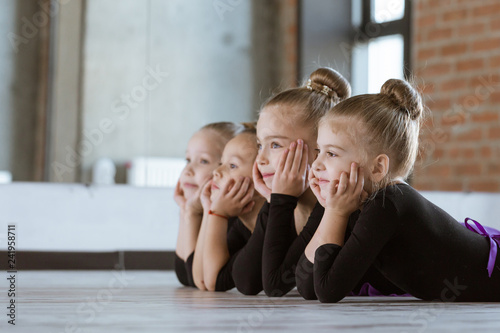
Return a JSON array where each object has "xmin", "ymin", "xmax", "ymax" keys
[{"xmin": 2, "ymin": 271, "xmax": 500, "ymax": 332}]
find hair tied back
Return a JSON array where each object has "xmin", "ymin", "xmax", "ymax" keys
[
  {"xmin": 380, "ymin": 79, "xmax": 423, "ymax": 121},
  {"xmin": 306, "ymin": 79, "xmax": 340, "ymax": 101}
]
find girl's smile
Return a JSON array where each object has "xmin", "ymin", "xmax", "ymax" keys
[
  {"xmin": 256, "ymin": 106, "xmax": 317, "ymax": 189},
  {"xmin": 312, "ymin": 119, "xmax": 370, "ymax": 196},
  {"xmin": 261, "ymin": 173, "xmax": 275, "ymax": 179},
  {"xmin": 211, "ymin": 132, "xmax": 258, "ymax": 201},
  {"xmin": 182, "ymin": 182, "xmax": 198, "ymax": 189},
  {"xmin": 179, "ymin": 129, "xmax": 226, "ymax": 199}
]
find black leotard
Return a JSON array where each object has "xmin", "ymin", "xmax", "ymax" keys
[
  {"xmin": 298, "ymin": 183, "xmax": 500, "ymax": 303},
  {"xmin": 262, "ymin": 194, "xmax": 404, "ymax": 298},
  {"xmin": 262, "ymin": 194, "xmax": 324, "ymax": 296}
]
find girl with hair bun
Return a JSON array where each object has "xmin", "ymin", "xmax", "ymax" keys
[
  {"xmin": 301, "ymin": 78, "xmax": 500, "ymax": 303},
  {"xmin": 174, "ymin": 122, "xmax": 244, "ymax": 287},
  {"xmin": 231, "ymin": 67, "xmax": 403, "ymax": 297}
]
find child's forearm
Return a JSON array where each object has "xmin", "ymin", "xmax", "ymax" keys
[
  {"xmin": 192, "ymin": 213, "xmax": 209, "ymax": 290},
  {"xmin": 202, "ymin": 215, "xmax": 230, "ymax": 291},
  {"xmin": 304, "ymin": 209, "xmax": 348, "ymax": 262},
  {"xmin": 175, "ymin": 208, "xmax": 186, "ymax": 259},
  {"xmin": 175, "ymin": 208, "xmax": 203, "ymax": 260}
]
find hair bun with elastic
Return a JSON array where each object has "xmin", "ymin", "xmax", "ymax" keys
[
  {"xmin": 306, "ymin": 67, "xmax": 351, "ymax": 102},
  {"xmin": 380, "ymin": 79, "xmax": 423, "ymax": 121}
]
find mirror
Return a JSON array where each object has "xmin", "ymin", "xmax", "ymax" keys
[{"xmin": 1, "ymin": 0, "xmax": 303, "ymax": 184}]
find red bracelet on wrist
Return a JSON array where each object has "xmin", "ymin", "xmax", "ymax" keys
[{"xmin": 208, "ymin": 210, "xmax": 229, "ymax": 220}]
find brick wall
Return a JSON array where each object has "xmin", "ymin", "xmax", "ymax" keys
[{"xmin": 412, "ymin": 0, "xmax": 500, "ymax": 192}]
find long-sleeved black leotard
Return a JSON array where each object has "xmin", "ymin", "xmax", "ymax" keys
[
  {"xmin": 262, "ymin": 194, "xmax": 324, "ymax": 296},
  {"xmin": 300, "ymin": 183, "xmax": 500, "ymax": 303},
  {"xmin": 262, "ymin": 194, "xmax": 405, "ymax": 300}
]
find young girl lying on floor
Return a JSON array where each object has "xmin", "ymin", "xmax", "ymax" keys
[
  {"xmin": 193, "ymin": 124, "xmax": 266, "ymax": 291},
  {"xmin": 174, "ymin": 122, "xmax": 243, "ymax": 287},
  {"xmin": 233, "ymin": 67, "xmax": 404, "ymax": 297},
  {"xmin": 301, "ymin": 78, "xmax": 500, "ymax": 302}
]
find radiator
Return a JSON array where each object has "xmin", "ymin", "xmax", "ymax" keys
[{"xmin": 126, "ymin": 157, "xmax": 186, "ymax": 188}]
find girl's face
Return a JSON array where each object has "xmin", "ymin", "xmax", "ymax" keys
[
  {"xmin": 179, "ymin": 129, "xmax": 225, "ymax": 199},
  {"xmin": 256, "ymin": 106, "xmax": 317, "ymax": 188},
  {"xmin": 211, "ymin": 133, "xmax": 257, "ymax": 198},
  {"xmin": 312, "ymin": 118, "xmax": 371, "ymax": 198}
]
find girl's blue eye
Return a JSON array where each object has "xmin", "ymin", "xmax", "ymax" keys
[
  {"xmin": 229, "ymin": 163, "xmax": 237, "ymax": 169},
  {"xmin": 200, "ymin": 159, "xmax": 209, "ymax": 165},
  {"xmin": 271, "ymin": 142, "xmax": 281, "ymax": 149},
  {"xmin": 257, "ymin": 143, "xmax": 262, "ymax": 150}
]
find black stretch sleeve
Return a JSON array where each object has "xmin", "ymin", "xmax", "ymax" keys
[
  {"xmin": 295, "ymin": 253, "xmax": 318, "ymax": 300},
  {"xmin": 351, "ymin": 264, "xmax": 406, "ymax": 296},
  {"xmin": 175, "ymin": 253, "xmax": 190, "ymax": 286},
  {"xmin": 263, "ymin": 194, "xmax": 324, "ymax": 296},
  {"xmin": 232, "ymin": 202, "xmax": 270, "ymax": 295},
  {"xmin": 313, "ymin": 199, "xmax": 399, "ymax": 303},
  {"xmin": 185, "ymin": 252, "xmax": 195, "ymax": 287},
  {"xmin": 215, "ymin": 219, "xmax": 252, "ymax": 292},
  {"xmin": 175, "ymin": 252, "xmax": 195, "ymax": 287}
]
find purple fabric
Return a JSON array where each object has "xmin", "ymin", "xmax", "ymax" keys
[
  {"xmin": 460, "ymin": 218, "xmax": 500, "ymax": 278},
  {"xmin": 348, "ymin": 218, "xmax": 500, "ymax": 297},
  {"xmin": 348, "ymin": 283, "xmax": 411, "ymax": 297}
]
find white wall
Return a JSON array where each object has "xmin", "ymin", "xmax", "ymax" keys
[
  {"xmin": 0, "ymin": 183, "xmax": 178, "ymax": 252},
  {"xmin": 0, "ymin": 183, "xmax": 498, "ymax": 253}
]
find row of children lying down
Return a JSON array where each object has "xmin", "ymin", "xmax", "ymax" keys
[{"xmin": 174, "ymin": 68, "xmax": 500, "ymax": 303}]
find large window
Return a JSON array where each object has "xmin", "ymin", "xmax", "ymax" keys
[{"xmin": 351, "ymin": 0, "xmax": 411, "ymax": 94}]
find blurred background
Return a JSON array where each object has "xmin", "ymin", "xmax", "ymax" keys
[{"xmin": 0, "ymin": 0, "xmax": 499, "ymax": 191}]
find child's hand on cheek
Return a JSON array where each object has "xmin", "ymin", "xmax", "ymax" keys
[
  {"xmin": 185, "ymin": 179, "xmax": 208, "ymax": 216},
  {"xmin": 253, "ymin": 161, "xmax": 271, "ymax": 202},
  {"xmin": 325, "ymin": 163, "xmax": 365, "ymax": 218},
  {"xmin": 200, "ymin": 180, "xmax": 213, "ymax": 213},
  {"xmin": 210, "ymin": 177, "xmax": 256, "ymax": 218},
  {"xmin": 272, "ymin": 139, "xmax": 310, "ymax": 197},
  {"xmin": 308, "ymin": 167, "xmax": 326, "ymax": 207},
  {"xmin": 174, "ymin": 180, "xmax": 187, "ymax": 209}
]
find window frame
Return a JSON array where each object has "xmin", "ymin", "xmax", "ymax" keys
[{"xmin": 357, "ymin": 0, "xmax": 412, "ymax": 79}]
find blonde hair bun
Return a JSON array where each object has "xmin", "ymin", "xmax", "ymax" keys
[
  {"xmin": 308, "ymin": 67, "xmax": 351, "ymax": 101},
  {"xmin": 380, "ymin": 79, "xmax": 423, "ymax": 121}
]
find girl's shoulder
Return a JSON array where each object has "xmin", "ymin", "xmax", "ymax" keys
[
  {"xmin": 374, "ymin": 182, "xmax": 419, "ymax": 202},
  {"xmin": 365, "ymin": 183, "xmax": 422, "ymax": 215},
  {"xmin": 369, "ymin": 183, "xmax": 442, "ymax": 221}
]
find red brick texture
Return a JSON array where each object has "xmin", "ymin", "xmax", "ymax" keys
[{"xmin": 413, "ymin": 0, "xmax": 500, "ymax": 192}]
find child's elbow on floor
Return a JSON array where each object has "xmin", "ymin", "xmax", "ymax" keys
[
  {"xmin": 194, "ymin": 279, "xmax": 208, "ymax": 291},
  {"xmin": 236, "ymin": 284, "xmax": 261, "ymax": 296},
  {"xmin": 263, "ymin": 285, "xmax": 287, "ymax": 297},
  {"xmin": 297, "ymin": 289, "xmax": 317, "ymax": 301},
  {"xmin": 205, "ymin": 280, "xmax": 217, "ymax": 292},
  {"xmin": 317, "ymin": 292, "xmax": 343, "ymax": 303},
  {"xmin": 204, "ymin": 273, "xmax": 218, "ymax": 292}
]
